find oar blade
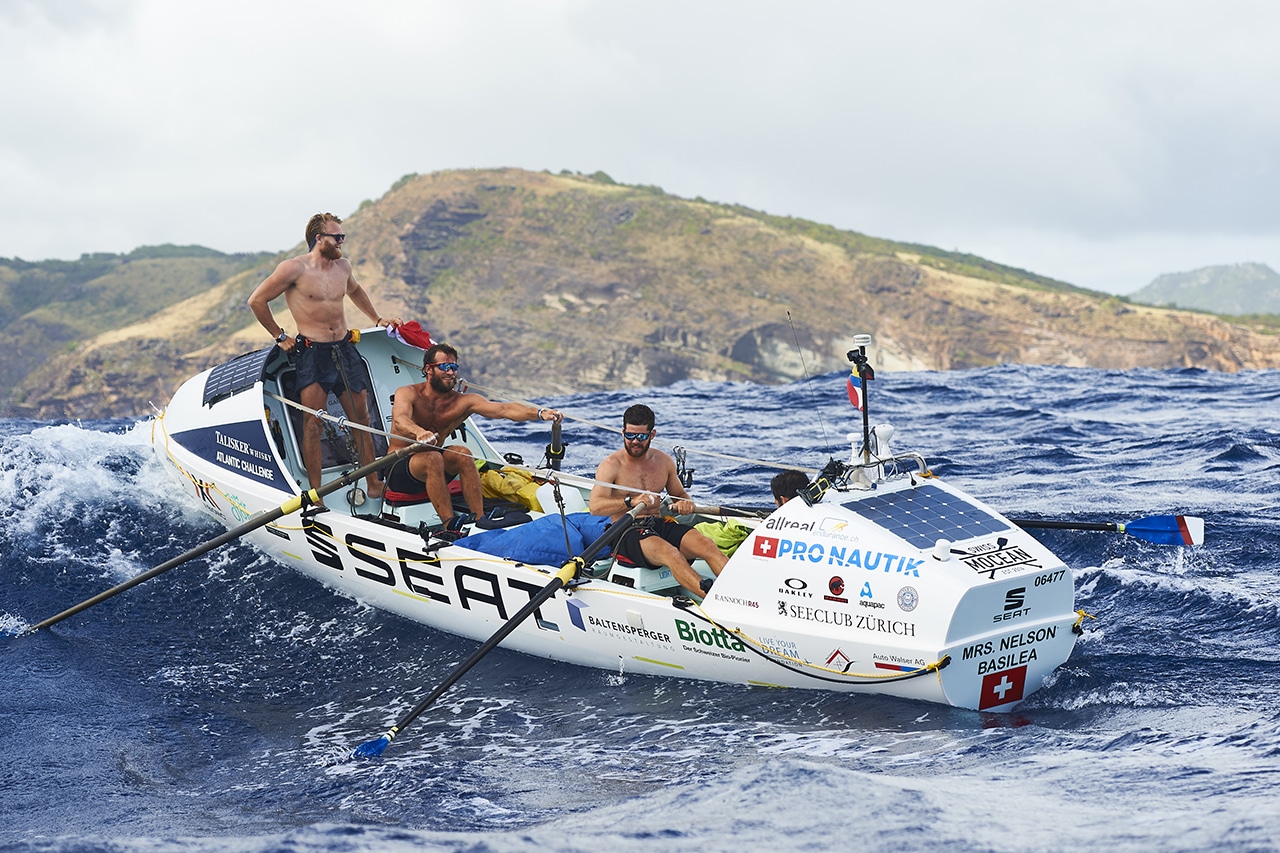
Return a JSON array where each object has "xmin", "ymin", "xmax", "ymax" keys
[
  {"xmin": 353, "ymin": 735, "xmax": 390, "ymax": 758},
  {"xmin": 1125, "ymin": 514, "xmax": 1204, "ymax": 546}
]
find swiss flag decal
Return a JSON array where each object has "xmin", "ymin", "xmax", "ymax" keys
[
  {"xmin": 978, "ymin": 665, "xmax": 1028, "ymax": 710},
  {"xmin": 753, "ymin": 536, "xmax": 780, "ymax": 558}
]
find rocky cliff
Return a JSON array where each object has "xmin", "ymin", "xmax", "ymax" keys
[{"xmin": 6, "ymin": 168, "xmax": 1280, "ymax": 419}]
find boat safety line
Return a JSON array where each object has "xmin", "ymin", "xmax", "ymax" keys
[
  {"xmin": 153, "ymin": 411, "xmax": 256, "ymax": 519},
  {"xmin": 674, "ymin": 601, "xmax": 950, "ymax": 685},
  {"xmin": 1072, "ymin": 609, "xmax": 1096, "ymax": 634},
  {"xmin": 264, "ymin": 391, "xmax": 736, "ymax": 504},
  {"xmin": 459, "ymin": 379, "xmax": 816, "ymax": 475},
  {"xmin": 276, "ymin": 518, "xmax": 582, "ymax": 577}
]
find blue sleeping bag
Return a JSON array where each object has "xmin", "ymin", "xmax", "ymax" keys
[{"xmin": 457, "ymin": 512, "xmax": 614, "ymax": 566}]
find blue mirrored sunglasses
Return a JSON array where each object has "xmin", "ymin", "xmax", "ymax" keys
[
  {"xmin": 623, "ymin": 431, "xmax": 651, "ymax": 442},
  {"xmin": 426, "ymin": 362, "xmax": 459, "ymax": 373}
]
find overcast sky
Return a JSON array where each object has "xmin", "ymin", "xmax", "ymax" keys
[{"xmin": 2, "ymin": 1, "xmax": 1277, "ymax": 295}]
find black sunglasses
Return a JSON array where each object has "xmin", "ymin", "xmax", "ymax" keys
[{"xmin": 322, "ymin": 233, "xmax": 346, "ymax": 243}]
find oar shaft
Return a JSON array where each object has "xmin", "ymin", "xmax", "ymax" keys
[
  {"xmin": 548, "ymin": 420, "xmax": 563, "ymax": 471},
  {"xmin": 365, "ymin": 509, "xmax": 642, "ymax": 753},
  {"xmin": 29, "ymin": 503, "xmax": 294, "ymax": 632},
  {"xmin": 1009, "ymin": 519, "xmax": 1120, "ymax": 533},
  {"xmin": 1010, "ymin": 514, "xmax": 1203, "ymax": 546},
  {"xmin": 26, "ymin": 444, "xmax": 422, "ymax": 635},
  {"xmin": 691, "ymin": 504, "xmax": 771, "ymax": 518}
]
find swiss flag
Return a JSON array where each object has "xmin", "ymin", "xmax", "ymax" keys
[
  {"xmin": 978, "ymin": 665, "xmax": 1028, "ymax": 710},
  {"xmin": 753, "ymin": 536, "xmax": 780, "ymax": 559}
]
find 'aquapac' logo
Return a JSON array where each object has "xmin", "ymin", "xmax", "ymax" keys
[{"xmin": 858, "ymin": 581, "xmax": 884, "ymax": 609}]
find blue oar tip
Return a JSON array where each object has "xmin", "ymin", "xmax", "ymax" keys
[{"xmin": 352, "ymin": 736, "xmax": 390, "ymax": 759}]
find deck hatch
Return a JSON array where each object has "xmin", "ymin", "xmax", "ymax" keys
[
  {"xmin": 203, "ymin": 348, "xmax": 273, "ymax": 407},
  {"xmin": 840, "ymin": 483, "xmax": 1011, "ymax": 549}
]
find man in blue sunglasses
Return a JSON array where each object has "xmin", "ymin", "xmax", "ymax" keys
[
  {"xmin": 590, "ymin": 403, "xmax": 727, "ymax": 598},
  {"xmin": 386, "ymin": 342, "xmax": 562, "ymax": 538}
]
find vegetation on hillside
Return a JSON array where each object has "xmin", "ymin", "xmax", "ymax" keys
[{"xmin": 3, "ymin": 169, "xmax": 1277, "ymax": 419}]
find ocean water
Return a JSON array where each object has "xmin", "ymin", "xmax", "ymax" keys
[{"xmin": 2, "ymin": 364, "xmax": 1279, "ymax": 852}]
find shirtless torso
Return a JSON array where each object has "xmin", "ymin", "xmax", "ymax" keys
[
  {"xmin": 249, "ymin": 251, "xmax": 382, "ymax": 346},
  {"xmin": 592, "ymin": 446, "xmax": 689, "ymax": 522},
  {"xmin": 588, "ymin": 419, "xmax": 727, "ymax": 597},
  {"xmin": 389, "ymin": 382, "xmax": 479, "ymax": 451},
  {"xmin": 246, "ymin": 217, "xmax": 400, "ymax": 497},
  {"xmin": 387, "ymin": 348, "xmax": 561, "ymax": 526}
]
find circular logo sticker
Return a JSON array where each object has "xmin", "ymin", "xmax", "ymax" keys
[
  {"xmin": 897, "ymin": 586, "xmax": 919, "ymax": 612},
  {"xmin": 829, "ymin": 576, "xmax": 845, "ymax": 596}
]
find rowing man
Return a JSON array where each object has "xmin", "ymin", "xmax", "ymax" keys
[
  {"xmin": 247, "ymin": 212, "xmax": 401, "ymax": 502},
  {"xmin": 388, "ymin": 343, "xmax": 563, "ymax": 538},
  {"xmin": 589, "ymin": 403, "xmax": 727, "ymax": 599}
]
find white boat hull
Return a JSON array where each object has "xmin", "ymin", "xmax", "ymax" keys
[{"xmin": 151, "ymin": 330, "xmax": 1081, "ymax": 711}]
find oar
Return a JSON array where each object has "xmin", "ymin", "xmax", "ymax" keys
[
  {"xmin": 692, "ymin": 504, "xmax": 1203, "ymax": 547},
  {"xmin": 545, "ymin": 419, "xmax": 565, "ymax": 471},
  {"xmin": 1009, "ymin": 514, "xmax": 1205, "ymax": 547},
  {"xmin": 353, "ymin": 506, "xmax": 644, "ymax": 759},
  {"xmin": 19, "ymin": 444, "xmax": 425, "ymax": 636},
  {"xmin": 689, "ymin": 504, "xmax": 772, "ymax": 518}
]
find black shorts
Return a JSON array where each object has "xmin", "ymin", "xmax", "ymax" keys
[
  {"xmin": 613, "ymin": 517, "xmax": 694, "ymax": 569},
  {"xmin": 385, "ymin": 456, "xmax": 428, "ymax": 497},
  {"xmin": 294, "ymin": 339, "xmax": 370, "ymax": 396},
  {"xmin": 384, "ymin": 454, "xmax": 456, "ymax": 502}
]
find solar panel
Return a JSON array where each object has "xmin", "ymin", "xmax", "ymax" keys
[
  {"xmin": 203, "ymin": 348, "xmax": 272, "ymax": 407},
  {"xmin": 840, "ymin": 483, "xmax": 1012, "ymax": 549}
]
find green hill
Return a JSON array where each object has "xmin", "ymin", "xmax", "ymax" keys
[
  {"xmin": 3, "ymin": 169, "xmax": 1279, "ymax": 419},
  {"xmin": 1129, "ymin": 263, "xmax": 1280, "ymax": 316},
  {"xmin": 0, "ymin": 246, "xmax": 275, "ymax": 400}
]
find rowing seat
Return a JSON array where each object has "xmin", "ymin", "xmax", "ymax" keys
[
  {"xmin": 608, "ymin": 561, "xmax": 682, "ymax": 596},
  {"xmin": 381, "ymin": 480, "xmax": 461, "ymax": 526}
]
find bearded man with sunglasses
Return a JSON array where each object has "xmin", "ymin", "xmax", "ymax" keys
[
  {"xmin": 387, "ymin": 343, "xmax": 563, "ymax": 537},
  {"xmin": 589, "ymin": 404, "xmax": 727, "ymax": 599},
  {"xmin": 248, "ymin": 212, "xmax": 401, "ymax": 502}
]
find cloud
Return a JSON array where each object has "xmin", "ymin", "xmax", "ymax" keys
[{"xmin": 1, "ymin": 0, "xmax": 1278, "ymax": 295}]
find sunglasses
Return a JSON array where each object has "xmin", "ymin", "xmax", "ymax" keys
[
  {"xmin": 623, "ymin": 431, "xmax": 651, "ymax": 442},
  {"xmin": 322, "ymin": 233, "xmax": 346, "ymax": 243},
  {"xmin": 426, "ymin": 362, "xmax": 459, "ymax": 373}
]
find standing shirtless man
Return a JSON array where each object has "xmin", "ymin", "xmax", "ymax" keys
[
  {"xmin": 588, "ymin": 403, "xmax": 727, "ymax": 599},
  {"xmin": 247, "ymin": 212, "xmax": 401, "ymax": 501},
  {"xmin": 388, "ymin": 342, "xmax": 563, "ymax": 536}
]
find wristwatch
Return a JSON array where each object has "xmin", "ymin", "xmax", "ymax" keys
[
  {"xmin": 624, "ymin": 494, "xmax": 633, "ymax": 509},
  {"xmin": 275, "ymin": 331, "xmax": 289, "ymax": 343}
]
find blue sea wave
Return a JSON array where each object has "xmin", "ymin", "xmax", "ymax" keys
[{"xmin": 2, "ymin": 366, "xmax": 1279, "ymax": 852}]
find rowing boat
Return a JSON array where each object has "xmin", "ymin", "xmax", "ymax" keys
[{"xmin": 150, "ymin": 328, "xmax": 1087, "ymax": 712}]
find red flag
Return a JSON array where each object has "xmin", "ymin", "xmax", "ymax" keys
[
  {"xmin": 390, "ymin": 320, "xmax": 435, "ymax": 350},
  {"xmin": 846, "ymin": 375, "xmax": 862, "ymax": 411}
]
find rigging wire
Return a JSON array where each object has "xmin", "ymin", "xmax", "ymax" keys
[{"xmin": 787, "ymin": 311, "xmax": 832, "ymax": 457}]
